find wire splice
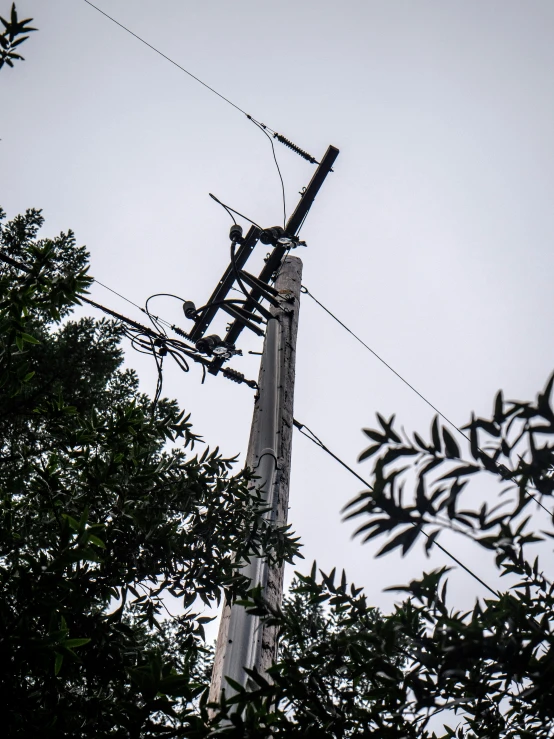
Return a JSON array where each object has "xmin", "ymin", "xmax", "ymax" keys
[{"xmin": 273, "ymin": 133, "xmax": 318, "ymax": 165}]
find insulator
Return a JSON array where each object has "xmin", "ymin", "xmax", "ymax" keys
[
  {"xmin": 229, "ymin": 224, "xmax": 243, "ymax": 242},
  {"xmin": 195, "ymin": 334, "xmax": 220, "ymax": 355},
  {"xmin": 172, "ymin": 325, "xmax": 188, "ymax": 338},
  {"xmin": 223, "ymin": 367, "xmax": 244, "ymax": 384},
  {"xmin": 260, "ymin": 226, "xmax": 285, "ymax": 245},
  {"xmin": 274, "ymin": 133, "xmax": 318, "ymax": 164},
  {"xmin": 182, "ymin": 300, "xmax": 197, "ymax": 320}
]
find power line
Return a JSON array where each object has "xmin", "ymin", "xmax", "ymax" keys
[
  {"xmin": 301, "ymin": 285, "xmax": 469, "ymax": 442},
  {"xmin": 301, "ymin": 285, "xmax": 554, "ymax": 520},
  {"xmin": 0, "ymin": 251, "xmax": 258, "ymax": 391},
  {"xmin": 293, "ymin": 418, "xmax": 500, "ymax": 598},
  {"xmin": 209, "ymin": 193, "xmax": 262, "ymax": 230},
  {"xmin": 250, "ymin": 119, "xmax": 287, "ymax": 229},
  {"xmin": 82, "ymin": 0, "xmax": 251, "ymax": 120},
  {"xmin": 93, "ymin": 278, "xmax": 144, "ymax": 313},
  {"xmin": 81, "ymin": 0, "xmax": 317, "ymax": 170},
  {"xmin": 93, "ymin": 280, "xmax": 180, "ymax": 333}
]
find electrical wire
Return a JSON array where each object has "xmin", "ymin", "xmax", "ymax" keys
[
  {"xmin": 94, "ymin": 278, "xmax": 144, "ymax": 312},
  {"xmin": 82, "ymin": 0, "xmax": 251, "ymax": 120},
  {"xmin": 250, "ymin": 119, "xmax": 287, "ymax": 229},
  {"xmin": 0, "ymin": 249, "xmax": 262, "ymax": 395},
  {"xmin": 93, "ymin": 279, "xmax": 175, "ymax": 332},
  {"xmin": 230, "ymin": 241, "xmax": 252, "ymax": 301},
  {"xmin": 209, "ymin": 193, "xmax": 262, "ymax": 230},
  {"xmin": 194, "ymin": 298, "xmax": 248, "ymax": 314},
  {"xmin": 293, "ymin": 418, "xmax": 500, "ymax": 598},
  {"xmin": 301, "ymin": 285, "xmax": 469, "ymax": 442},
  {"xmin": 301, "ymin": 286, "xmax": 554, "ymax": 520},
  {"xmin": 81, "ymin": 1, "xmax": 316, "ymax": 173},
  {"xmin": 144, "ymin": 293, "xmax": 190, "ymax": 338}
]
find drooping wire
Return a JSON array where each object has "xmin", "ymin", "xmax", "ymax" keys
[
  {"xmin": 123, "ymin": 326, "xmax": 166, "ymax": 412},
  {"xmin": 144, "ymin": 293, "xmax": 190, "ymax": 338},
  {"xmin": 151, "ymin": 338, "xmax": 164, "ymax": 411},
  {"xmin": 250, "ymin": 119, "xmax": 287, "ymax": 229},
  {"xmin": 301, "ymin": 285, "xmax": 554, "ymax": 519},
  {"xmin": 209, "ymin": 193, "xmax": 262, "ymax": 230},
  {"xmin": 0, "ymin": 251, "xmax": 259, "ymax": 391},
  {"xmin": 293, "ymin": 418, "xmax": 500, "ymax": 598}
]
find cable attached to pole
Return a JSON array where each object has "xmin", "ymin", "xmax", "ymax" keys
[
  {"xmin": 82, "ymin": 1, "xmax": 319, "ymax": 170},
  {"xmin": 301, "ymin": 284, "xmax": 554, "ymax": 519},
  {"xmin": 293, "ymin": 418, "xmax": 500, "ymax": 598},
  {"xmin": 273, "ymin": 133, "xmax": 318, "ymax": 165},
  {"xmin": 0, "ymin": 251, "xmax": 258, "ymax": 391}
]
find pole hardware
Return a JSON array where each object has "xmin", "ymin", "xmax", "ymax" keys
[
  {"xmin": 187, "ymin": 144, "xmax": 339, "ymax": 376},
  {"xmin": 187, "ymin": 225, "xmax": 261, "ymax": 344},
  {"xmin": 194, "ymin": 334, "xmax": 235, "ymax": 358},
  {"xmin": 182, "ymin": 300, "xmax": 198, "ymax": 319},
  {"xmin": 229, "ymin": 223, "xmax": 244, "ymax": 244},
  {"xmin": 238, "ymin": 270, "xmax": 280, "ymax": 307},
  {"xmin": 220, "ymin": 304, "xmax": 265, "ymax": 337}
]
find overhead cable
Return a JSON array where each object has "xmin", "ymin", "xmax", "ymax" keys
[
  {"xmin": 301, "ymin": 285, "xmax": 469, "ymax": 442},
  {"xmin": 301, "ymin": 285, "xmax": 554, "ymax": 520},
  {"xmin": 209, "ymin": 193, "xmax": 262, "ymax": 230},
  {"xmin": 81, "ymin": 1, "xmax": 317, "ymax": 166},
  {"xmin": 293, "ymin": 418, "xmax": 499, "ymax": 598},
  {"xmin": 0, "ymin": 251, "xmax": 258, "ymax": 391},
  {"xmin": 250, "ymin": 119, "xmax": 287, "ymax": 228}
]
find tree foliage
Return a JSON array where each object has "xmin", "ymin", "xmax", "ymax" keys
[
  {"xmin": 208, "ymin": 383, "xmax": 554, "ymax": 736},
  {"xmin": 0, "ymin": 207, "xmax": 299, "ymax": 737},
  {"xmin": 3, "ymin": 205, "xmax": 554, "ymax": 738},
  {"xmin": 0, "ymin": 3, "xmax": 36, "ymax": 70}
]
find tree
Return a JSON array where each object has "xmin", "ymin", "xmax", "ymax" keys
[
  {"xmin": 5, "ymin": 205, "xmax": 553, "ymax": 738},
  {"xmin": 0, "ymin": 3, "xmax": 36, "ymax": 70},
  {"xmin": 216, "ymin": 378, "xmax": 554, "ymax": 737},
  {"xmin": 0, "ymin": 207, "xmax": 299, "ymax": 737}
]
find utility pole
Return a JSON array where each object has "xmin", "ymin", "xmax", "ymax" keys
[
  {"xmin": 180, "ymin": 144, "xmax": 339, "ymax": 704},
  {"xmin": 209, "ymin": 254, "xmax": 302, "ymax": 701}
]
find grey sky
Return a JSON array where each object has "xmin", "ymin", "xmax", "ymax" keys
[{"xmin": 3, "ymin": 0, "xmax": 554, "ymax": 616}]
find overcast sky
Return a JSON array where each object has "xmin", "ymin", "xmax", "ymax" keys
[{"xmin": 3, "ymin": 0, "xmax": 554, "ymax": 620}]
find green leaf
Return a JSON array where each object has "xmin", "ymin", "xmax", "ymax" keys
[
  {"xmin": 54, "ymin": 652, "xmax": 63, "ymax": 676},
  {"xmin": 62, "ymin": 514, "xmax": 80, "ymax": 531},
  {"xmin": 362, "ymin": 428, "xmax": 385, "ymax": 443},
  {"xmin": 64, "ymin": 638, "xmax": 91, "ymax": 649},
  {"xmin": 494, "ymin": 389, "xmax": 504, "ymax": 423},
  {"xmin": 431, "ymin": 416, "xmax": 441, "ymax": 453},
  {"xmin": 19, "ymin": 332, "xmax": 40, "ymax": 345},
  {"xmin": 438, "ymin": 464, "xmax": 480, "ymax": 479},
  {"xmin": 158, "ymin": 674, "xmax": 191, "ymax": 697},
  {"xmin": 358, "ymin": 444, "xmax": 380, "ymax": 462},
  {"xmin": 442, "ymin": 427, "xmax": 460, "ymax": 458},
  {"xmin": 376, "ymin": 526, "xmax": 419, "ymax": 557}
]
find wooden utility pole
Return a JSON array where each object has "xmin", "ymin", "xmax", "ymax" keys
[{"xmin": 209, "ymin": 255, "xmax": 303, "ymax": 700}]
